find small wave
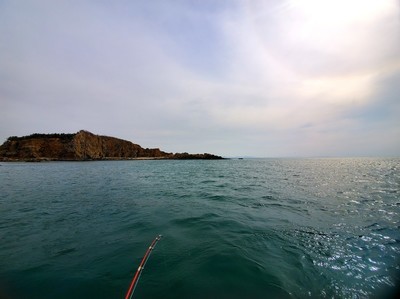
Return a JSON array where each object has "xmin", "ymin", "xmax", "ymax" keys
[{"xmin": 54, "ymin": 247, "xmax": 77, "ymax": 257}]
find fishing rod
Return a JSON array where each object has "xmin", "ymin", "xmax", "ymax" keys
[{"xmin": 125, "ymin": 234, "xmax": 162, "ymax": 299}]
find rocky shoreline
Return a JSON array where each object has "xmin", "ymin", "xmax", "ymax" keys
[{"xmin": 0, "ymin": 130, "xmax": 224, "ymax": 161}]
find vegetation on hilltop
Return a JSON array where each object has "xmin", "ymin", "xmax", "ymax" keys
[{"xmin": 7, "ymin": 133, "xmax": 75, "ymax": 142}]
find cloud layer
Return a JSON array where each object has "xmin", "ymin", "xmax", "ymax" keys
[{"xmin": 1, "ymin": 0, "xmax": 399, "ymax": 156}]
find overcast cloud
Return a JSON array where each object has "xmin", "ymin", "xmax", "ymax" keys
[{"xmin": 1, "ymin": 0, "xmax": 399, "ymax": 157}]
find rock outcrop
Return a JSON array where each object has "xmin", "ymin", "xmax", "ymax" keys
[{"xmin": 0, "ymin": 130, "xmax": 223, "ymax": 161}]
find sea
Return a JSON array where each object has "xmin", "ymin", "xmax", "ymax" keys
[{"xmin": 0, "ymin": 158, "xmax": 399, "ymax": 298}]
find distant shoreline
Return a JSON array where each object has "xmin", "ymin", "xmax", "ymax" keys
[
  {"xmin": 0, "ymin": 130, "xmax": 224, "ymax": 161},
  {"xmin": 0, "ymin": 157, "xmax": 227, "ymax": 162}
]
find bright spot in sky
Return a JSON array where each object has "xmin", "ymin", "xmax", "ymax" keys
[{"xmin": 289, "ymin": 0, "xmax": 391, "ymax": 24}]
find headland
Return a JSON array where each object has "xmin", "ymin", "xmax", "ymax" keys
[{"xmin": 0, "ymin": 130, "xmax": 224, "ymax": 161}]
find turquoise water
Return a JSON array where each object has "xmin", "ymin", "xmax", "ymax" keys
[{"xmin": 0, "ymin": 158, "xmax": 399, "ymax": 298}]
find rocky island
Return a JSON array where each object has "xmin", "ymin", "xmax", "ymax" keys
[{"xmin": 0, "ymin": 130, "xmax": 224, "ymax": 161}]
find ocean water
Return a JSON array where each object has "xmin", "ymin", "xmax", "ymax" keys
[{"xmin": 0, "ymin": 158, "xmax": 399, "ymax": 298}]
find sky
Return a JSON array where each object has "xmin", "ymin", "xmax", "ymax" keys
[{"xmin": 1, "ymin": 0, "xmax": 399, "ymax": 157}]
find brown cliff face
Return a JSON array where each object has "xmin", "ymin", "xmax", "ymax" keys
[
  {"xmin": 0, "ymin": 130, "xmax": 223, "ymax": 161},
  {"xmin": 0, "ymin": 134, "xmax": 76, "ymax": 161},
  {"xmin": 71, "ymin": 130, "xmax": 149, "ymax": 159}
]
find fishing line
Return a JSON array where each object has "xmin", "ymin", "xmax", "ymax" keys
[
  {"xmin": 125, "ymin": 234, "xmax": 162, "ymax": 299},
  {"xmin": 159, "ymin": 235, "xmax": 170, "ymax": 288}
]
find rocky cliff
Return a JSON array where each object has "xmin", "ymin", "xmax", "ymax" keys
[{"xmin": 0, "ymin": 130, "xmax": 223, "ymax": 161}]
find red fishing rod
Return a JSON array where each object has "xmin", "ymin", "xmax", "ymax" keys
[{"xmin": 125, "ymin": 235, "xmax": 162, "ymax": 299}]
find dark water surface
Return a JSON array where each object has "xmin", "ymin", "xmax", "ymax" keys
[{"xmin": 0, "ymin": 158, "xmax": 399, "ymax": 298}]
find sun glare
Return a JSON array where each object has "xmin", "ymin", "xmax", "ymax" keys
[{"xmin": 289, "ymin": 0, "xmax": 392, "ymax": 26}]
